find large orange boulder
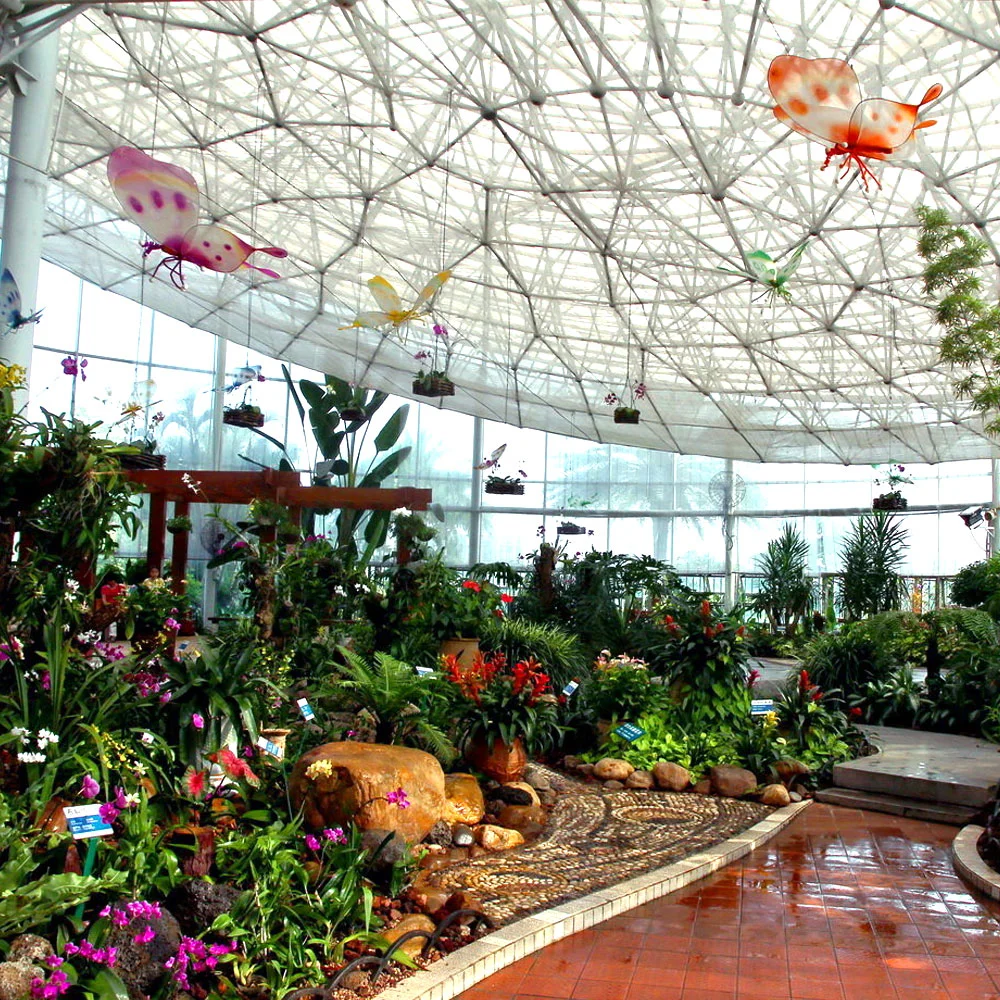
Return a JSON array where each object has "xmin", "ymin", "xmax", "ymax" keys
[
  {"xmin": 442, "ymin": 773, "xmax": 486, "ymax": 825},
  {"xmin": 289, "ymin": 742, "xmax": 445, "ymax": 843}
]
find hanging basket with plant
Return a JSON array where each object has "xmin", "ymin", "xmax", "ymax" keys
[
  {"xmin": 223, "ymin": 404, "xmax": 265, "ymax": 428},
  {"xmin": 484, "ymin": 475, "xmax": 524, "ymax": 496},
  {"xmin": 166, "ymin": 514, "xmax": 193, "ymax": 535},
  {"xmin": 871, "ymin": 464, "xmax": 912, "ymax": 512},
  {"xmin": 613, "ymin": 407, "xmax": 641, "ymax": 424},
  {"xmin": 556, "ymin": 521, "xmax": 587, "ymax": 536},
  {"xmin": 412, "ymin": 324, "xmax": 455, "ymax": 397},
  {"xmin": 605, "ymin": 380, "xmax": 646, "ymax": 425}
]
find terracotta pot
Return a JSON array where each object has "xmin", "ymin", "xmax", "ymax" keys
[
  {"xmin": 259, "ymin": 728, "xmax": 292, "ymax": 753},
  {"xmin": 465, "ymin": 734, "xmax": 528, "ymax": 783},
  {"xmin": 168, "ymin": 824, "xmax": 217, "ymax": 877},
  {"xmin": 439, "ymin": 637, "xmax": 480, "ymax": 663}
]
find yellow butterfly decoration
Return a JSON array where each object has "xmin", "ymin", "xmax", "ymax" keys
[{"xmin": 344, "ymin": 271, "xmax": 451, "ymax": 329}]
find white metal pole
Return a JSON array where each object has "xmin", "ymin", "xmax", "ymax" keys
[
  {"xmin": 0, "ymin": 27, "xmax": 61, "ymax": 389},
  {"xmin": 990, "ymin": 458, "xmax": 1000, "ymax": 558}
]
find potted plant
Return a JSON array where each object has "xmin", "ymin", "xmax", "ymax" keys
[
  {"xmin": 223, "ymin": 402, "xmax": 265, "ymax": 428},
  {"xmin": 484, "ymin": 473, "xmax": 525, "ymax": 496},
  {"xmin": 604, "ymin": 380, "xmax": 646, "ymax": 424},
  {"xmin": 872, "ymin": 464, "xmax": 911, "ymax": 511},
  {"xmin": 411, "ymin": 324, "xmax": 454, "ymax": 397},
  {"xmin": 117, "ymin": 408, "xmax": 166, "ymax": 470},
  {"xmin": 166, "ymin": 514, "xmax": 193, "ymax": 535},
  {"xmin": 443, "ymin": 650, "xmax": 561, "ymax": 782},
  {"xmin": 390, "ymin": 506, "xmax": 437, "ymax": 564}
]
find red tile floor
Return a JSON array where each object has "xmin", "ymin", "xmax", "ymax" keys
[{"xmin": 457, "ymin": 804, "xmax": 1000, "ymax": 1000}]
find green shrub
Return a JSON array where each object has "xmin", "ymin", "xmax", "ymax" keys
[
  {"xmin": 802, "ymin": 628, "xmax": 894, "ymax": 702},
  {"xmin": 580, "ymin": 653, "xmax": 667, "ymax": 723},
  {"xmin": 479, "ymin": 615, "xmax": 587, "ymax": 690}
]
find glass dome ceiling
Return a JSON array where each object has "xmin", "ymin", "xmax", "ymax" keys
[{"xmin": 9, "ymin": 0, "xmax": 1000, "ymax": 463}]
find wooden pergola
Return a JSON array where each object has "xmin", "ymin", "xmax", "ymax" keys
[{"xmin": 123, "ymin": 468, "xmax": 432, "ymax": 596}]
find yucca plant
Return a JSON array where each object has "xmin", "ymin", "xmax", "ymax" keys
[
  {"xmin": 751, "ymin": 523, "xmax": 812, "ymax": 635},
  {"xmin": 331, "ymin": 647, "xmax": 456, "ymax": 762},
  {"xmin": 837, "ymin": 512, "xmax": 908, "ymax": 621}
]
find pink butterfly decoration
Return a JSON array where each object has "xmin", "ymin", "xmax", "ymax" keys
[
  {"xmin": 768, "ymin": 56, "xmax": 941, "ymax": 190},
  {"xmin": 107, "ymin": 147, "xmax": 287, "ymax": 289}
]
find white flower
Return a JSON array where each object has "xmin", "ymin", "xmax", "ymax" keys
[
  {"xmin": 10, "ymin": 726, "xmax": 29, "ymax": 744},
  {"xmin": 76, "ymin": 631, "xmax": 99, "ymax": 644},
  {"xmin": 122, "ymin": 792, "xmax": 140, "ymax": 807},
  {"xmin": 65, "ymin": 579, "xmax": 80, "ymax": 592},
  {"xmin": 62, "ymin": 624, "xmax": 70, "ymax": 633},
  {"xmin": 17, "ymin": 751, "xmax": 46, "ymax": 763},
  {"xmin": 394, "ymin": 506, "xmax": 413, "ymax": 517},
  {"xmin": 140, "ymin": 732, "xmax": 154, "ymax": 745},
  {"xmin": 37, "ymin": 729, "xmax": 58, "ymax": 746}
]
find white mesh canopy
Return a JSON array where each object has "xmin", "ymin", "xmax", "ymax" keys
[{"xmin": 8, "ymin": 0, "xmax": 1000, "ymax": 463}]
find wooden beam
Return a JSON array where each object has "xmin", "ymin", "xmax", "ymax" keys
[
  {"xmin": 169, "ymin": 500, "xmax": 190, "ymax": 596},
  {"xmin": 147, "ymin": 494, "xmax": 166, "ymax": 574}
]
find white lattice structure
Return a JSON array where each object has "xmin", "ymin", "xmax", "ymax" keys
[{"xmin": 4, "ymin": 0, "xmax": 1000, "ymax": 463}]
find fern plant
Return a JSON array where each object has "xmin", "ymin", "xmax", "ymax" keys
[
  {"xmin": 330, "ymin": 647, "xmax": 456, "ymax": 762},
  {"xmin": 917, "ymin": 206, "xmax": 1000, "ymax": 434}
]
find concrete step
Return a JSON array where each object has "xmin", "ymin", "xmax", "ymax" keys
[
  {"xmin": 831, "ymin": 726, "xmax": 1000, "ymax": 809},
  {"xmin": 815, "ymin": 786, "xmax": 979, "ymax": 826}
]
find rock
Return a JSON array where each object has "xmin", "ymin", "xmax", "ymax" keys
[
  {"xmin": 361, "ymin": 829, "xmax": 409, "ymax": 870},
  {"xmin": 789, "ymin": 791, "xmax": 803, "ymax": 803},
  {"xmin": 774, "ymin": 759, "xmax": 811, "ymax": 787},
  {"xmin": 290, "ymin": 742, "xmax": 445, "ymax": 843},
  {"xmin": 625, "ymin": 769, "xmax": 655, "ymax": 789},
  {"xmin": 424, "ymin": 820, "xmax": 453, "ymax": 847},
  {"xmin": 106, "ymin": 907, "xmax": 182, "ymax": 1000},
  {"xmin": 760, "ymin": 783, "xmax": 791, "ymax": 807},
  {"xmin": 442, "ymin": 773, "xmax": 486, "ymax": 825},
  {"xmin": 577, "ymin": 763, "xmax": 595, "ymax": 777},
  {"xmin": 523, "ymin": 766, "xmax": 551, "ymax": 792},
  {"xmin": 430, "ymin": 890, "xmax": 488, "ymax": 924},
  {"xmin": 339, "ymin": 968, "xmax": 372, "ymax": 992},
  {"xmin": 452, "ymin": 823, "xmax": 475, "ymax": 847},
  {"xmin": 692, "ymin": 778, "xmax": 712, "ymax": 795},
  {"xmin": 603, "ymin": 779, "xmax": 625, "ymax": 790},
  {"xmin": 537, "ymin": 788, "xmax": 557, "ymax": 806},
  {"xmin": 382, "ymin": 914, "xmax": 435, "ymax": 959},
  {"xmin": 475, "ymin": 824, "xmax": 525, "ymax": 851},
  {"xmin": 417, "ymin": 887, "xmax": 451, "ymax": 916},
  {"xmin": 0, "ymin": 962, "xmax": 43, "ymax": 1000},
  {"xmin": 593, "ymin": 758, "xmax": 634, "ymax": 782},
  {"xmin": 653, "ymin": 761, "xmax": 691, "ymax": 792},
  {"xmin": 497, "ymin": 804, "xmax": 545, "ymax": 831},
  {"xmin": 709, "ymin": 765, "xmax": 758, "ymax": 798},
  {"xmin": 562, "ymin": 755, "xmax": 583, "ymax": 770},
  {"xmin": 7, "ymin": 937, "xmax": 53, "ymax": 966},
  {"xmin": 487, "ymin": 784, "xmax": 534, "ymax": 807},
  {"xmin": 166, "ymin": 880, "xmax": 242, "ymax": 936}
]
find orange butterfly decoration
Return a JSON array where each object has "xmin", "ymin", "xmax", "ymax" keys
[{"xmin": 767, "ymin": 56, "xmax": 942, "ymax": 191}]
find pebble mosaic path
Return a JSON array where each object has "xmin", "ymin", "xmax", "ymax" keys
[
  {"xmin": 420, "ymin": 766, "xmax": 770, "ymax": 925},
  {"xmin": 456, "ymin": 803, "xmax": 1000, "ymax": 1000}
]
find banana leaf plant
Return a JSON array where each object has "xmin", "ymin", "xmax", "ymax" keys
[{"xmin": 247, "ymin": 366, "xmax": 412, "ymax": 565}]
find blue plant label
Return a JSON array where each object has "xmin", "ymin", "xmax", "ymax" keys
[
  {"xmin": 562, "ymin": 680, "xmax": 579, "ymax": 697},
  {"xmin": 256, "ymin": 736, "xmax": 284, "ymax": 760},
  {"xmin": 296, "ymin": 698, "xmax": 315, "ymax": 722},
  {"xmin": 415, "ymin": 665, "xmax": 434, "ymax": 676},
  {"xmin": 64, "ymin": 804, "xmax": 113, "ymax": 840},
  {"xmin": 614, "ymin": 722, "xmax": 645, "ymax": 742},
  {"xmin": 750, "ymin": 699, "xmax": 775, "ymax": 716}
]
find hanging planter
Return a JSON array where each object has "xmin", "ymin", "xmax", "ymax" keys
[
  {"xmin": 484, "ymin": 476, "xmax": 524, "ymax": 496},
  {"xmin": 613, "ymin": 406, "xmax": 641, "ymax": 424},
  {"xmin": 340, "ymin": 406, "xmax": 367, "ymax": 422},
  {"xmin": 872, "ymin": 492, "xmax": 908, "ymax": 512},
  {"xmin": 412, "ymin": 375, "xmax": 455, "ymax": 398},
  {"xmin": 223, "ymin": 405, "xmax": 265, "ymax": 428},
  {"xmin": 166, "ymin": 515, "xmax": 192, "ymax": 535},
  {"xmin": 556, "ymin": 521, "xmax": 587, "ymax": 536},
  {"xmin": 119, "ymin": 452, "xmax": 166, "ymax": 471}
]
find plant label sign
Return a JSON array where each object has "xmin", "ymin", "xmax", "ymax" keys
[
  {"xmin": 256, "ymin": 735, "xmax": 284, "ymax": 760},
  {"xmin": 415, "ymin": 665, "xmax": 434, "ymax": 676},
  {"xmin": 296, "ymin": 698, "xmax": 315, "ymax": 722},
  {"xmin": 614, "ymin": 722, "xmax": 645, "ymax": 742},
  {"xmin": 562, "ymin": 680, "xmax": 579, "ymax": 697},
  {"xmin": 750, "ymin": 699, "xmax": 775, "ymax": 716},
  {"xmin": 64, "ymin": 804, "xmax": 113, "ymax": 840}
]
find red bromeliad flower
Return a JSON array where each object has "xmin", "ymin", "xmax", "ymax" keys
[
  {"xmin": 462, "ymin": 580, "xmax": 482, "ymax": 593},
  {"xmin": 442, "ymin": 651, "xmax": 503, "ymax": 704},
  {"xmin": 700, "ymin": 599, "xmax": 712, "ymax": 619}
]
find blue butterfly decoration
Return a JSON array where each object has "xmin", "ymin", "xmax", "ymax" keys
[{"xmin": 1, "ymin": 269, "xmax": 43, "ymax": 334}]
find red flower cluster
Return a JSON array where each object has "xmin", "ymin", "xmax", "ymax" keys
[
  {"xmin": 699, "ymin": 599, "xmax": 712, "ymax": 619},
  {"xmin": 512, "ymin": 657, "xmax": 550, "ymax": 702},
  {"xmin": 798, "ymin": 669, "xmax": 823, "ymax": 701},
  {"xmin": 443, "ymin": 650, "xmax": 502, "ymax": 704}
]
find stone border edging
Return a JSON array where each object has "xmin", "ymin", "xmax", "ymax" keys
[
  {"xmin": 376, "ymin": 799, "xmax": 812, "ymax": 1000},
  {"xmin": 952, "ymin": 824, "xmax": 1000, "ymax": 901}
]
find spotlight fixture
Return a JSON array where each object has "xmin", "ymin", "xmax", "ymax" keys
[{"xmin": 960, "ymin": 505, "xmax": 994, "ymax": 529}]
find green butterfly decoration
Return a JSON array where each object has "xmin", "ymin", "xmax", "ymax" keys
[{"xmin": 722, "ymin": 242, "xmax": 808, "ymax": 302}]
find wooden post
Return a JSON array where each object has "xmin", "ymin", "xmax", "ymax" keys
[
  {"xmin": 169, "ymin": 500, "xmax": 190, "ymax": 596},
  {"xmin": 147, "ymin": 494, "xmax": 166, "ymax": 575}
]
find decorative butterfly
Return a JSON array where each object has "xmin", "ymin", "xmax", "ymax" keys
[
  {"xmin": 767, "ymin": 56, "xmax": 942, "ymax": 190},
  {"xmin": 721, "ymin": 243, "xmax": 808, "ymax": 302},
  {"xmin": 345, "ymin": 271, "xmax": 451, "ymax": 329},
  {"xmin": 1, "ymin": 268, "xmax": 42, "ymax": 334},
  {"xmin": 474, "ymin": 444, "xmax": 506, "ymax": 470},
  {"xmin": 219, "ymin": 365, "xmax": 266, "ymax": 393},
  {"xmin": 107, "ymin": 146, "xmax": 288, "ymax": 290}
]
